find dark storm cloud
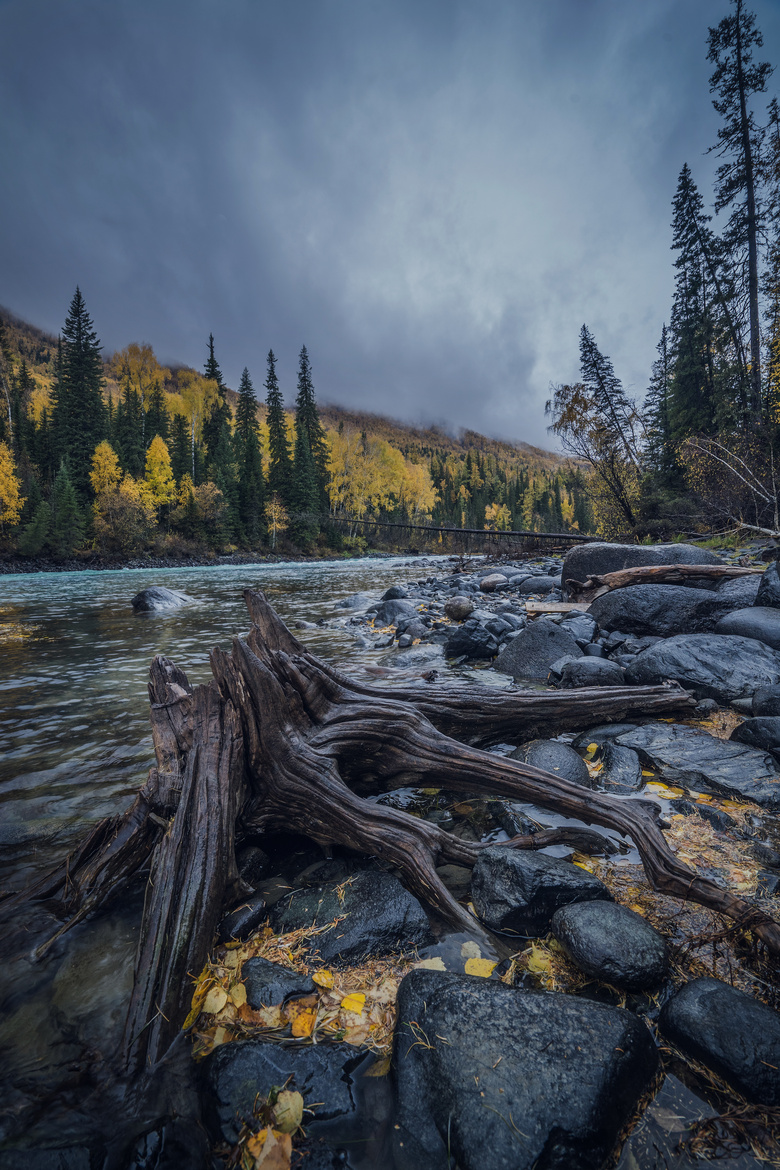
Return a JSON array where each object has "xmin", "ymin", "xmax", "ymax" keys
[{"xmin": 2, "ymin": 0, "xmax": 780, "ymax": 445}]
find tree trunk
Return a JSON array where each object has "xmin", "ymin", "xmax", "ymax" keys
[{"xmin": 564, "ymin": 561, "xmax": 765, "ymax": 602}]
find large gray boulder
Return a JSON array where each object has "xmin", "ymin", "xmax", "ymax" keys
[
  {"xmin": 130, "ymin": 586, "xmax": 195, "ymax": 611},
  {"xmin": 659, "ymin": 978, "xmax": 780, "ymax": 1106},
  {"xmin": 715, "ymin": 606, "xmax": 780, "ymax": 650},
  {"xmin": 493, "ymin": 619, "xmax": 582, "ymax": 681},
  {"xmin": 717, "ymin": 573, "xmax": 761, "ymax": 607},
  {"xmin": 557, "ymin": 657, "xmax": 626, "ymax": 688},
  {"xmin": 562, "ymin": 542, "xmax": 719, "ymax": 596},
  {"xmin": 471, "ymin": 845, "xmax": 611, "ymax": 935},
  {"xmin": 611, "ymin": 722, "xmax": 780, "ymax": 808},
  {"xmin": 588, "ymin": 584, "xmax": 746, "ymax": 637},
  {"xmin": 392, "ymin": 969, "xmax": 659, "ymax": 1170},
  {"xmin": 625, "ymin": 633, "xmax": 780, "ymax": 703}
]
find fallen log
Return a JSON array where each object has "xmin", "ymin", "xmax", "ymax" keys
[{"xmin": 565, "ymin": 562, "xmax": 766, "ymax": 602}]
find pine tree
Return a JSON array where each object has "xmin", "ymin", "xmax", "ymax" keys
[
  {"xmin": 234, "ymin": 367, "xmax": 266, "ymax": 546},
  {"xmin": 50, "ymin": 461, "xmax": 85, "ymax": 555},
  {"xmin": 265, "ymin": 350, "xmax": 293, "ymax": 500},
  {"xmin": 643, "ymin": 325, "xmax": 677, "ymax": 479},
  {"xmin": 294, "ymin": 346, "xmax": 329, "ymax": 496},
  {"xmin": 169, "ymin": 413, "xmax": 191, "ymax": 483},
  {"xmin": 579, "ymin": 325, "xmax": 639, "ymax": 468},
  {"xmin": 204, "ymin": 333, "xmax": 225, "ymax": 390},
  {"xmin": 18, "ymin": 500, "xmax": 51, "ymax": 556},
  {"xmin": 145, "ymin": 382, "xmax": 170, "ymax": 446},
  {"xmin": 114, "ymin": 387, "xmax": 145, "ymax": 477},
  {"xmin": 707, "ymin": 0, "xmax": 773, "ymax": 416},
  {"xmin": 50, "ymin": 288, "xmax": 107, "ymax": 500}
]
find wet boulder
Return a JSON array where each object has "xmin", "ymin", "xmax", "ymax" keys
[
  {"xmin": 625, "ymin": 633, "xmax": 780, "ymax": 703},
  {"xmin": 368, "ymin": 598, "xmax": 418, "ymax": 626},
  {"xmin": 131, "ymin": 586, "xmax": 195, "ymax": 611},
  {"xmin": 517, "ymin": 574, "xmax": 561, "ymax": 595},
  {"xmin": 480, "ymin": 572, "xmax": 508, "ymax": 592},
  {"xmin": 756, "ymin": 561, "xmax": 780, "ymax": 608},
  {"xmin": 444, "ymin": 594, "xmax": 475, "ymax": 621},
  {"xmin": 588, "ymin": 584, "xmax": 744, "ymax": 638},
  {"xmin": 381, "ymin": 585, "xmax": 409, "ymax": 601},
  {"xmin": 512, "ymin": 739, "xmax": 593, "ymax": 788},
  {"xmin": 559, "ymin": 612, "xmax": 598, "ymax": 647},
  {"xmin": 493, "ymin": 619, "xmax": 582, "ymax": 681},
  {"xmin": 717, "ymin": 573, "xmax": 761, "ymax": 607},
  {"xmin": 611, "ymin": 722, "xmax": 780, "ymax": 808},
  {"xmin": 392, "ymin": 969, "xmax": 659, "ymax": 1170},
  {"xmin": 470, "ymin": 845, "xmax": 611, "ymax": 935},
  {"xmin": 268, "ymin": 871, "xmax": 432, "ymax": 963},
  {"xmin": 754, "ymin": 684, "xmax": 780, "ymax": 716},
  {"xmin": 716, "ymin": 606, "xmax": 780, "ymax": 650},
  {"xmin": 217, "ymin": 896, "xmax": 268, "ymax": 944},
  {"xmin": 335, "ymin": 591, "xmax": 376, "ymax": 610},
  {"xmin": 203, "ymin": 1038, "xmax": 371, "ymax": 1144},
  {"xmin": 556, "ymin": 657, "xmax": 626, "ymax": 688},
  {"xmin": 597, "ymin": 741, "xmax": 643, "ymax": 792},
  {"xmin": 551, "ymin": 901, "xmax": 668, "ymax": 990},
  {"xmin": 444, "ymin": 619, "xmax": 499, "ymax": 660},
  {"xmin": 562, "ymin": 542, "xmax": 719, "ymax": 596},
  {"xmin": 659, "ymin": 977, "xmax": 780, "ymax": 1106},
  {"xmin": 242, "ymin": 956, "xmax": 316, "ymax": 1009},
  {"xmin": 730, "ymin": 716, "xmax": 780, "ymax": 760}
]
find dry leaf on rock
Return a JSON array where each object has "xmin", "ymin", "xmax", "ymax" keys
[{"xmin": 272, "ymin": 1090, "xmax": 303, "ymax": 1135}]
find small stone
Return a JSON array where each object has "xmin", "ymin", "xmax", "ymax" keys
[
  {"xmin": 217, "ymin": 896, "xmax": 268, "ymax": 944},
  {"xmin": 551, "ymin": 901, "xmax": 668, "ymax": 990},
  {"xmin": 512, "ymin": 739, "xmax": 593, "ymax": 788},
  {"xmin": 444, "ymin": 595, "xmax": 475, "ymax": 620},
  {"xmin": 480, "ymin": 572, "xmax": 508, "ymax": 592},
  {"xmin": 242, "ymin": 956, "xmax": 316, "ymax": 1009}
]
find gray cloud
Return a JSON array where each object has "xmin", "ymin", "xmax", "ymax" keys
[{"xmin": 1, "ymin": 0, "xmax": 779, "ymax": 445}]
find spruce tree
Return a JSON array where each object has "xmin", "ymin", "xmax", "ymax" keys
[
  {"xmin": 234, "ymin": 367, "xmax": 266, "ymax": 546},
  {"xmin": 50, "ymin": 288, "xmax": 107, "ymax": 500},
  {"xmin": 293, "ymin": 346, "xmax": 329, "ymax": 497},
  {"xmin": 145, "ymin": 382, "xmax": 170, "ymax": 445},
  {"xmin": 50, "ymin": 461, "xmax": 85, "ymax": 555},
  {"xmin": 114, "ymin": 387, "xmax": 145, "ymax": 477},
  {"xmin": 707, "ymin": 0, "xmax": 772, "ymax": 418},
  {"xmin": 643, "ymin": 324, "xmax": 678, "ymax": 480},
  {"xmin": 579, "ymin": 325, "xmax": 639, "ymax": 468},
  {"xmin": 169, "ymin": 413, "xmax": 191, "ymax": 484},
  {"xmin": 265, "ymin": 350, "xmax": 293, "ymax": 500}
]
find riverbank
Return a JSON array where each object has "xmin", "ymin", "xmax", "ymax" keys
[{"xmin": 0, "ymin": 547, "xmax": 400, "ymax": 575}]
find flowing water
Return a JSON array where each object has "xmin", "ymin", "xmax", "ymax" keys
[{"xmin": 0, "ymin": 558, "xmax": 763, "ymax": 1167}]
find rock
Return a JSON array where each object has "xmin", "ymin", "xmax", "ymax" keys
[
  {"xmin": 668, "ymin": 798, "xmax": 736, "ymax": 832},
  {"xmin": 242, "ymin": 956, "xmax": 316, "ymax": 1008},
  {"xmin": 217, "ymin": 896, "xmax": 268, "ymax": 944},
  {"xmin": 203, "ymin": 1038, "xmax": 371, "ymax": 1144},
  {"xmin": 557, "ymin": 657, "xmax": 626, "ymax": 688},
  {"xmin": 659, "ymin": 977, "xmax": 780, "ymax": 1106},
  {"xmin": 268, "ymin": 871, "xmax": 432, "ymax": 962},
  {"xmin": 588, "ymin": 584, "xmax": 745, "ymax": 638},
  {"xmin": 0, "ymin": 1152, "xmax": 91, "ymax": 1170},
  {"xmin": 584, "ymin": 643, "xmax": 605, "ymax": 657},
  {"xmin": 381, "ymin": 585, "xmax": 409, "ymax": 600},
  {"xmin": 493, "ymin": 619, "xmax": 582, "ymax": 681},
  {"xmin": 562, "ymin": 542, "xmax": 719, "ymax": 596},
  {"xmin": 470, "ymin": 845, "xmax": 612, "ymax": 935},
  {"xmin": 756, "ymin": 561, "xmax": 780, "ymax": 607},
  {"xmin": 598, "ymin": 741, "xmax": 643, "ymax": 792},
  {"xmin": 559, "ymin": 612, "xmax": 598, "ymax": 647},
  {"xmin": 611, "ymin": 722, "xmax": 780, "ymax": 808},
  {"xmin": 625, "ymin": 633, "xmax": 780, "ymax": 703},
  {"xmin": 130, "ymin": 586, "xmax": 194, "ymax": 611},
  {"xmin": 551, "ymin": 901, "xmax": 668, "ymax": 990},
  {"xmin": 392, "ymin": 969, "xmax": 659, "ymax": 1170},
  {"xmin": 395, "ymin": 618, "xmax": 430, "ymax": 642},
  {"xmin": 717, "ymin": 573, "xmax": 761, "ymax": 607},
  {"xmin": 716, "ymin": 606, "xmax": 780, "ymax": 650},
  {"xmin": 444, "ymin": 620, "xmax": 498, "ymax": 660},
  {"xmin": 369, "ymin": 599, "xmax": 417, "ymax": 626},
  {"xmin": 335, "ymin": 591, "xmax": 375, "ymax": 610},
  {"xmin": 512, "ymin": 739, "xmax": 593, "ymax": 788},
  {"xmin": 571, "ymin": 724, "xmax": 640, "ymax": 751},
  {"xmin": 730, "ymin": 716, "xmax": 780, "ymax": 759},
  {"xmin": 480, "ymin": 572, "xmax": 508, "ymax": 592},
  {"xmin": 444, "ymin": 595, "xmax": 475, "ymax": 621},
  {"xmin": 517, "ymin": 575, "xmax": 559, "ymax": 594},
  {"xmin": 754, "ymin": 684, "xmax": 780, "ymax": 716}
]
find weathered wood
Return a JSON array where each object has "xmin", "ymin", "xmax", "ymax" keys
[
  {"xmin": 525, "ymin": 600, "xmax": 591, "ymax": 614},
  {"xmin": 566, "ymin": 562, "xmax": 766, "ymax": 602}
]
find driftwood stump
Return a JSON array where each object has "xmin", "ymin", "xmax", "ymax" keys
[{"xmin": 6, "ymin": 588, "xmax": 780, "ymax": 1074}]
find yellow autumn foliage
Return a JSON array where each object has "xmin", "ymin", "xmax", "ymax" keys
[{"xmin": 0, "ymin": 441, "xmax": 24, "ymax": 530}]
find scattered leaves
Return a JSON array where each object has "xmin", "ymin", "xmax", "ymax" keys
[{"xmin": 464, "ymin": 957, "xmax": 497, "ymax": 978}]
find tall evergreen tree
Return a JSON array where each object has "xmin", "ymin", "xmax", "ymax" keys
[
  {"xmin": 293, "ymin": 346, "xmax": 329, "ymax": 495},
  {"xmin": 169, "ymin": 413, "xmax": 192, "ymax": 484},
  {"xmin": 50, "ymin": 460, "xmax": 85, "ymax": 555},
  {"xmin": 145, "ymin": 382, "xmax": 170, "ymax": 445},
  {"xmin": 204, "ymin": 333, "xmax": 225, "ymax": 390},
  {"xmin": 707, "ymin": 0, "xmax": 773, "ymax": 416},
  {"xmin": 264, "ymin": 350, "xmax": 293, "ymax": 500},
  {"xmin": 114, "ymin": 387, "xmax": 145, "ymax": 477},
  {"xmin": 234, "ymin": 367, "xmax": 266, "ymax": 546},
  {"xmin": 579, "ymin": 325, "xmax": 639, "ymax": 469},
  {"xmin": 290, "ymin": 346, "xmax": 326, "ymax": 540},
  {"xmin": 644, "ymin": 324, "xmax": 677, "ymax": 478},
  {"xmin": 50, "ymin": 288, "xmax": 106, "ymax": 500}
]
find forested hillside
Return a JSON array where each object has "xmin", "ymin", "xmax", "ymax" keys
[{"xmin": 0, "ymin": 300, "xmax": 589, "ymax": 560}]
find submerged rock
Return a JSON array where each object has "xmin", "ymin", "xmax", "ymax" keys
[
  {"xmin": 612, "ymin": 722, "xmax": 780, "ymax": 808},
  {"xmin": 268, "ymin": 871, "xmax": 432, "ymax": 962},
  {"xmin": 625, "ymin": 633, "xmax": 780, "ymax": 703},
  {"xmin": 551, "ymin": 901, "xmax": 668, "ymax": 990},
  {"xmin": 493, "ymin": 619, "xmax": 582, "ymax": 681},
  {"xmin": 393, "ymin": 969, "xmax": 659, "ymax": 1170},
  {"xmin": 470, "ymin": 845, "xmax": 611, "ymax": 935},
  {"xmin": 659, "ymin": 978, "xmax": 780, "ymax": 1106},
  {"xmin": 130, "ymin": 585, "xmax": 194, "ymax": 611}
]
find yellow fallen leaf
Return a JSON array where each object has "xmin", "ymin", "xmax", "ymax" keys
[
  {"xmin": 464, "ymin": 957, "xmax": 497, "ymax": 978},
  {"xmin": 571, "ymin": 852, "xmax": 597, "ymax": 872},
  {"xmin": 340, "ymin": 992, "xmax": 366, "ymax": 1015},
  {"xmin": 212, "ymin": 1026, "xmax": 229, "ymax": 1048},
  {"xmin": 460, "ymin": 941, "xmax": 482, "ymax": 959},
  {"xmin": 273, "ymin": 1090, "xmax": 303, "ymax": 1134},
  {"xmin": 586, "ymin": 743, "xmax": 599, "ymax": 753},
  {"xmin": 312, "ymin": 968, "xmax": 335, "ymax": 989},
  {"xmin": 363, "ymin": 1056, "xmax": 392, "ymax": 1077},
  {"xmin": 230, "ymin": 982, "xmax": 247, "ymax": 1007},
  {"xmin": 525, "ymin": 944, "xmax": 553, "ymax": 976},
  {"xmin": 290, "ymin": 1009, "xmax": 317, "ymax": 1037},
  {"xmin": 245, "ymin": 1127, "xmax": 292, "ymax": 1170},
  {"xmin": 414, "ymin": 957, "xmax": 447, "ymax": 971},
  {"xmin": 641, "ymin": 770, "xmax": 654, "ymax": 777},
  {"xmin": 203, "ymin": 986, "xmax": 228, "ymax": 1015},
  {"xmin": 342, "ymin": 1022, "xmax": 372, "ymax": 1046}
]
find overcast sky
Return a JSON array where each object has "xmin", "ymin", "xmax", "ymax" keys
[{"xmin": 2, "ymin": 0, "xmax": 779, "ymax": 447}]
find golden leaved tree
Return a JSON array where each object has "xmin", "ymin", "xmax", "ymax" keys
[
  {"xmin": 89, "ymin": 441, "xmax": 122, "ymax": 497},
  {"xmin": 0, "ymin": 441, "xmax": 24, "ymax": 533},
  {"xmin": 144, "ymin": 436, "xmax": 177, "ymax": 513}
]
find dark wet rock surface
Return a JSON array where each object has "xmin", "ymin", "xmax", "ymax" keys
[
  {"xmin": 754, "ymin": 684, "xmax": 780, "ymax": 716},
  {"xmin": 598, "ymin": 741, "xmax": 643, "ymax": 792},
  {"xmin": 659, "ymin": 978, "xmax": 780, "ymax": 1106},
  {"xmin": 716, "ymin": 606, "xmax": 780, "ymax": 649},
  {"xmin": 471, "ymin": 845, "xmax": 612, "ymax": 935},
  {"xmin": 611, "ymin": 722, "xmax": 780, "ymax": 808},
  {"xmin": 445, "ymin": 619, "xmax": 499, "ymax": 659},
  {"xmin": 624, "ymin": 633, "xmax": 780, "ymax": 702},
  {"xmin": 730, "ymin": 716, "xmax": 780, "ymax": 760},
  {"xmin": 204, "ymin": 1038, "xmax": 372, "ymax": 1143},
  {"xmin": 669, "ymin": 797, "xmax": 736, "ymax": 832},
  {"xmin": 512, "ymin": 738, "xmax": 593, "ymax": 788},
  {"xmin": 243, "ymin": 956, "xmax": 316, "ymax": 1009},
  {"xmin": 493, "ymin": 618, "xmax": 582, "ymax": 680},
  {"xmin": 718, "ymin": 573, "xmax": 762, "ymax": 607},
  {"xmin": 588, "ymin": 584, "xmax": 747, "ymax": 637},
  {"xmin": 756, "ymin": 561, "xmax": 780, "ymax": 608},
  {"xmin": 268, "ymin": 870, "xmax": 432, "ymax": 962},
  {"xmin": 557, "ymin": 656, "xmax": 626, "ymax": 688},
  {"xmin": 217, "ymin": 896, "xmax": 268, "ymax": 944},
  {"xmin": 130, "ymin": 585, "xmax": 194, "ymax": 611},
  {"xmin": 444, "ymin": 594, "xmax": 475, "ymax": 620},
  {"xmin": 393, "ymin": 968, "xmax": 659, "ymax": 1170},
  {"xmin": 551, "ymin": 901, "xmax": 668, "ymax": 990},
  {"xmin": 562, "ymin": 542, "xmax": 719, "ymax": 595}
]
